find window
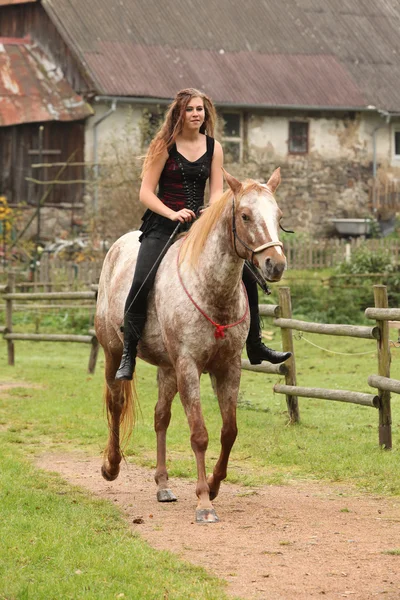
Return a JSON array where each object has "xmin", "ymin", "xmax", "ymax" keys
[
  {"xmin": 140, "ymin": 107, "xmax": 165, "ymax": 148},
  {"xmin": 288, "ymin": 121, "xmax": 309, "ymax": 154},
  {"xmin": 394, "ymin": 130, "xmax": 400, "ymax": 157},
  {"xmin": 221, "ymin": 112, "xmax": 242, "ymax": 162}
]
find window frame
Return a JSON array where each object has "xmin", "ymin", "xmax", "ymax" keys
[
  {"xmin": 220, "ymin": 111, "xmax": 243, "ymax": 163},
  {"xmin": 288, "ymin": 120, "xmax": 309, "ymax": 155},
  {"xmin": 393, "ymin": 127, "xmax": 400, "ymax": 159}
]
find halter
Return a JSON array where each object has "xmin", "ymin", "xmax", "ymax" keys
[
  {"xmin": 231, "ymin": 197, "xmax": 284, "ymax": 294},
  {"xmin": 231, "ymin": 197, "xmax": 284, "ymax": 263}
]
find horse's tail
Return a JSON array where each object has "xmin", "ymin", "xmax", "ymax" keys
[{"xmin": 103, "ymin": 376, "xmax": 138, "ymax": 455}]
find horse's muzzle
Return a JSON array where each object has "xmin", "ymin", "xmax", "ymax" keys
[{"xmin": 263, "ymin": 256, "xmax": 287, "ymax": 282}]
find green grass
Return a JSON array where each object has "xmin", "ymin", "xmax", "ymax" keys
[
  {"xmin": 0, "ymin": 446, "xmax": 227, "ymax": 600},
  {"xmin": 0, "ymin": 343, "xmax": 235, "ymax": 600},
  {"xmin": 0, "ymin": 332, "xmax": 399, "ymax": 597}
]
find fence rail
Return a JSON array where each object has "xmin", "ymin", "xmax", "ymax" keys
[
  {"xmin": 273, "ymin": 384, "xmax": 379, "ymax": 408},
  {"xmin": 368, "ymin": 375, "xmax": 400, "ymax": 395},
  {"xmin": 273, "ymin": 318, "xmax": 379, "ymax": 340}
]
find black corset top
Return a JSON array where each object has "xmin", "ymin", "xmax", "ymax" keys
[{"xmin": 158, "ymin": 135, "xmax": 215, "ymax": 213}]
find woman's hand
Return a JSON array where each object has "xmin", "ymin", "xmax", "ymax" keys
[{"xmin": 169, "ymin": 208, "xmax": 196, "ymax": 223}]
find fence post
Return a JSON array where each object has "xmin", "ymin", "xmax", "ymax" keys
[
  {"xmin": 345, "ymin": 243, "xmax": 351, "ymax": 263},
  {"xmin": 5, "ymin": 271, "xmax": 15, "ymax": 365},
  {"xmin": 88, "ymin": 335, "xmax": 99, "ymax": 374},
  {"xmin": 278, "ymin": 287, "xmax": 299, "ymax": 423},
  {"xmin": 373, "ymin": 285, "xmax": 392, "ymax": 449}
]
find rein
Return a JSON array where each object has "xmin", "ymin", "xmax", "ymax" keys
[{"xmin": 177, "ymin": 243, "xmax": 249, "ymax": 339}]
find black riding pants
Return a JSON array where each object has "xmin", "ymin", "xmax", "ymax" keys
[
  {"xmin": 124, "ymin": 232, "xmax": 171, "ymax": 316},
  {"xmin": 124, "ymin": 232, "xmax": 259, "ymax": 317}
]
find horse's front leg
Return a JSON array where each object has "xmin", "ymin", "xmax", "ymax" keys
[
  {"xmin": 207, "ymin": 360, "xmax": 241, "ymax": 501},
  {"xmin": 176, "ymin": 358, "xmax": 218, "ymax": 524},
  {"xmin": 154, "ymin": 367, "xmax": 178, "ymax": 502}
]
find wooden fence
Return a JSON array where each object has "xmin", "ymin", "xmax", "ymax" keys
[
  {"xmin": 270, "ymin": 285, "xmax": 399, "ymax": 449},
  {"xmin": 1, "ymin": 238, "xmax": 399, "ymax": 287},
  {"xmin": 1, "ymin": 274, "xmax": 399, "ymax": 448},
  {"xmin": 370, "ymin": 179, "xmax": 400, "ymax": 215},
  {"xmin": 284, "ymin": 238, "xmax": 400, "ymax": 270},
  {"xmin": 1, "ymin": 273, "xmax": 99, "ymax": 374}
]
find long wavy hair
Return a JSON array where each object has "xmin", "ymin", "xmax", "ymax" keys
[{"xmin": 141, "ymin": 88, "xmax": 217, "ymax": 177}]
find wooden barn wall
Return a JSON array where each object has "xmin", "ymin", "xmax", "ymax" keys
[
  {"xmin": 0, "ymin": 121, "xmax": 85, "ymax": 207},
  {"xmin": 0, "ymin": 3, "xmax": 93, "ymax": 95}
]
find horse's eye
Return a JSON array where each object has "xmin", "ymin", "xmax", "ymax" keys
[{"xmin": 241, "ymin": 213, "xmax": 250, "ymax": 222}]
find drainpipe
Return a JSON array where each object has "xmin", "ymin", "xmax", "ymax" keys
[
  {"xmin": 372, "ymin": 109, "xmax": 391, "ymax": 179},
  {"xmin": 92, "ymin": 99, "xmax": 117, "ymax": 212}
]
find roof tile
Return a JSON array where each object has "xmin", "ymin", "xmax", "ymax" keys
[{"xmin": 0, "ymin": 39, "xmax": 93, "ymax": 126}]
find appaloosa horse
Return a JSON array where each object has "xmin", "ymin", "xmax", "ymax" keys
[{"xmin": 95, "ymin": 169, "xmax": 287, "ymax": 523}]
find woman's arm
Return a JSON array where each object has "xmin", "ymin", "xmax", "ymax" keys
[
  {"xmin": 139, "ymin": 149, "xmax": 196, "ymax": 223},
  {"xmin": 208, "ymin": 140, "xmax": 224, "ymax": 205}
]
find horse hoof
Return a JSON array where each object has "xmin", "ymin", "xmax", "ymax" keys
[
  {"xmin": 101, "ymin": 464, "xmax": 120, "ymax": 481},
  {"xmin": 195, "ymin": 508, "xmax": 220, "ymax": 524},
  {"xmin": 157, "ymin": 489, "xmax": 177, "ymax": 502}
]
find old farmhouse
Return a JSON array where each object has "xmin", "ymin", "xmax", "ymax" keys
[{"xmin": 1, "ymin": 0, "xmax": 400, "ymax": 239}]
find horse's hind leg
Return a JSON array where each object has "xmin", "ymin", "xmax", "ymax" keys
[
  {"xmin": 154, "ymin": 367, "xmax": 178, "ymax": 502},
  {"xmin": 207, "ymin": 362, "xmax": 240, "ymax": 501},
  {"xmin": 101, "ymin": 350, "xmax": 134, "ymax": 481}
]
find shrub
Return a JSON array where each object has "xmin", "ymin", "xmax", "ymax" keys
[
  {"xmin": 335, "ymin": 246, "xmax": 394, "ymax": 276},
  {"xmin": 335, "ymin": 246, "xmax": 400, "ymax": 306}
]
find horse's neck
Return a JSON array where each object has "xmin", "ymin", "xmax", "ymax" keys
[{"xmin": 193, "ymin": 221, "xmax": 244, "ymax": 306}]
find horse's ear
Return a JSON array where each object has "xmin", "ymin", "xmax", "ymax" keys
[
  {"xmin": 222, "ymin": 168, "xmax": 243, "ymax": 196},
  {"xmin": 266, "ymin": 167, "xmax": 281, "ymax": 193}
]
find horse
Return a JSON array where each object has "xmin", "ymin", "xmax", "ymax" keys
[{"xmin": 94, "ymin": 168, "xmax": 287, "ymax": 523}]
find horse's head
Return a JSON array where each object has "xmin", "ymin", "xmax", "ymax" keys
[{"xmin": 223, "ymin": 168, "xmax": 287, "ymax": 282}]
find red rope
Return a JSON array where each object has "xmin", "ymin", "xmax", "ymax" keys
[{"xmin": 177, "ymin": 243, "xmax": 249, "ymax": 339}]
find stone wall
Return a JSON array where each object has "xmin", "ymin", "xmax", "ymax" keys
[{"xmin": 225, "ymin": 155, "xmax": 373, "ymax": 237}]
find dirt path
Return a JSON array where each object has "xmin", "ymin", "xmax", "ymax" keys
[{"xmin": 36, "ymin": 453, "xmax": 400, "ymax": 600}]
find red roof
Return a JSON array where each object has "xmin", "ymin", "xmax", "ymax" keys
[
  {"xmin": 85, "ymin": 43, "xmax": 365, "ymax": 108},
  {"xmin": 0, "ymin": 0, "xmax": 37, "ymax": 5},
  {"xmin": 0, "ymin": 38, "xmax": 93, "ymax": 126},
  {"xmin": 41, "ymin": 0, "xmax": 400, "ymax": 112}
]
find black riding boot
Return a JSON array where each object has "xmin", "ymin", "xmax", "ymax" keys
[
  {"xmin": 115, "ymin": 314, "xmax": 146, "ymax": 381},
  {"xmin": 246, "ymin": 308, "xmax": 292, "ymax": 365}
]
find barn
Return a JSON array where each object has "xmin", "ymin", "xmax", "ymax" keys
[{"xmin": 1, "ymin": 0, "xmax": 400, "ymax": 239}]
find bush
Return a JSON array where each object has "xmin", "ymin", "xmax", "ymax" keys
[
  {"xmin": 262, "ymin": 283, "xmax": 371, "ymax": 325},
  {"xmin": 259, "ymin": 245, "xmax": 400, "ymax": 324},
  {"xmin": 335, "ymin": 246, "xmax": 400, "ymax": 306},
  {"xmin": 335, "ymin": 246, "xmax": 394, "ymax": 276}
]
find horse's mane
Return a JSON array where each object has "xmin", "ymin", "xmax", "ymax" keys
[{"xmin": 179, "ymin": 180, "xmax": 266, "ymax": 268}]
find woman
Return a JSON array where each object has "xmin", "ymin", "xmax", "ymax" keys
[{"xmin": 116, "ymin": 88, "xmax": 290, "ymax": 380}]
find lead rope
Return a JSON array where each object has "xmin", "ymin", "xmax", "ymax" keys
[{"xmin": 177, "ymin": 242, "xmax": 249, "ymax": 339}]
